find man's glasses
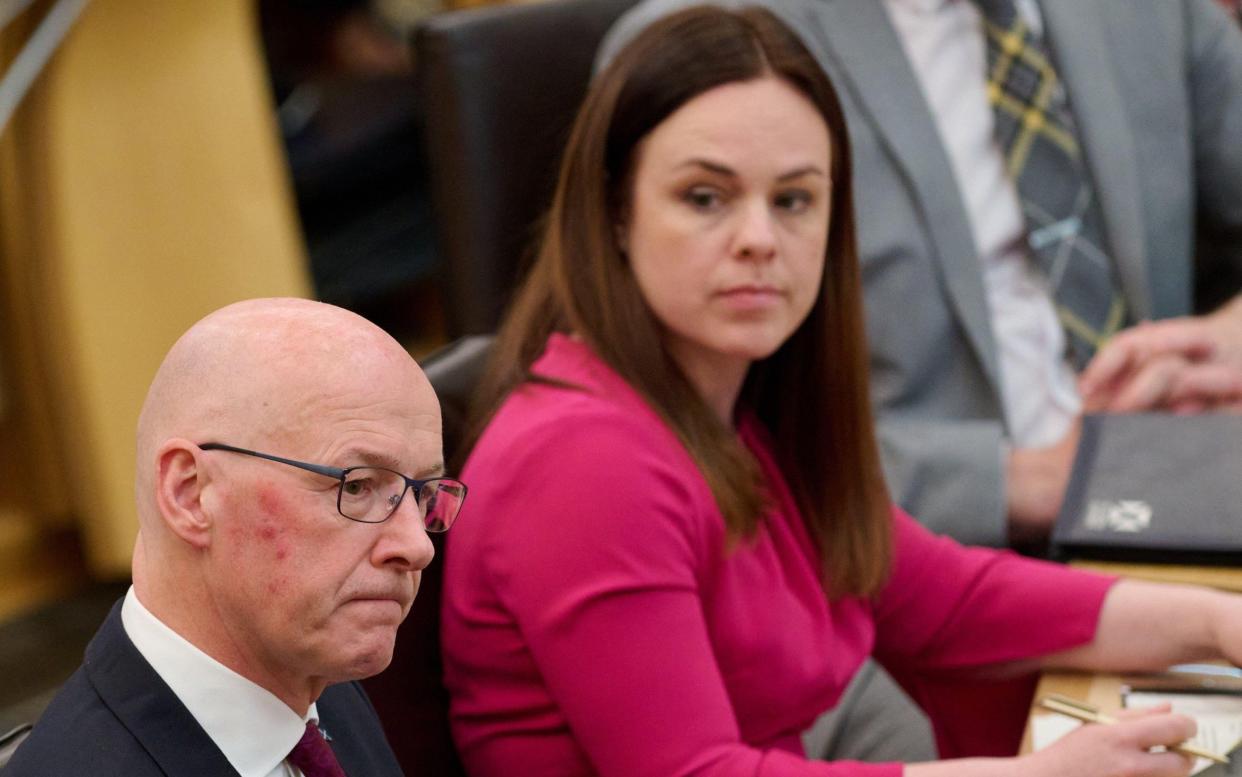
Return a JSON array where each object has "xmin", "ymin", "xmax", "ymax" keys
[{"xmin": 198, "ymin": 443, "xmax": 466, "ymax": 531}]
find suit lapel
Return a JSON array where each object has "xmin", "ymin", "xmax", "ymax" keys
[
  {"xmin": 84, "ymin": 604, "xmax": 241, "ymax": 776},
  {"xmin": 1039, "ymin": 0, "xmax": 1150, "ymax": 320},
  {"xmin": 318, "ymin": 682, "xmax": 405, "ymax": 776},
  {"xmin": 807, "ymin": 0, "xmax": 1002, "ymax": 391}
]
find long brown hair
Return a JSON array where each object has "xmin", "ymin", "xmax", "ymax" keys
[{"xmin": 470, "ymin": 5, "xmax": 891, "ymax": 597}]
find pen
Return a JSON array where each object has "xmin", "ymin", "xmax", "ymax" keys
[{"xmin": 1039, "ymin": 693, "xmax": 1231, "ymax": 765}]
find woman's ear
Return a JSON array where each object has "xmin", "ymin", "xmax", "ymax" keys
[
  {"xmin": 154, "ymin": 440, "xmax": 212, "ymax": 549},
  {"xmin": 614, "ymin": 220, "xmax": 630, "ymax": 255},
  {"xmin": 614, "ymin": 201, "xmax": 632, "ymax": 256}
]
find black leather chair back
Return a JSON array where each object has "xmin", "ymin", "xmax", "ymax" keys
[
  {"xmin": 414, "ymin": 0, "xmax": 638, "ymax": 337},
  {"xmin": 362, "ymin": 336, "xmax": 493, "ymax": 777}
]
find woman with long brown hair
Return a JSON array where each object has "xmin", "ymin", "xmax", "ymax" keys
[{"xmin": 440, "ymin": 6, "xmax": 1242, "ymax": 776}]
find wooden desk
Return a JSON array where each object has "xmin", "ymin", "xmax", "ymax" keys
[
  {"xmin": 1022, "ymin": 562, "xmax": 1242, "ymax": 754},
  {"xmin": 1072, "ymin": 560, "xmax": 1242, "ymax": 594}
]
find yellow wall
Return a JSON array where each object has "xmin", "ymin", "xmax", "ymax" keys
[{"xmin": 0, "ymin": 0, "xmax": 311, "ymax": 577}]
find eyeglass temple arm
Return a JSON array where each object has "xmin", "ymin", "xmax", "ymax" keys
[{"xmin": 197, "ymin": 443, "xmax": 346, "ymax": 480}]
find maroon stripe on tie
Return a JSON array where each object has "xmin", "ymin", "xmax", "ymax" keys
[{"xmin": 286, "ymin": 721, "xmax": 347, "ymax": 777}]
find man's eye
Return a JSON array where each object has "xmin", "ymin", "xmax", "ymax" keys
[{"xmin": 342, "ymin": 478, "xmax": 372, "ymax": 497}]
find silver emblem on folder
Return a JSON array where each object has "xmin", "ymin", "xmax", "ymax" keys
[{"xmin": 1083, "ymin": 499, "xmax": 1152, "ymax": 533}]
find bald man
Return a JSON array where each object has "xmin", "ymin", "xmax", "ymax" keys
[{"xmin": 6, "ymin": 298, "xmax": 466, "ymax": 776}]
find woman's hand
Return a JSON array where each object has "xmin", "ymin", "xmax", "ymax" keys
[
  {"xmin": 1018, "ymin": 708, "xmax": 1196, "ymax": 777},
  {"xmin": 904, "ymin": 707, "xmax": 1196, "ymax": 777}
]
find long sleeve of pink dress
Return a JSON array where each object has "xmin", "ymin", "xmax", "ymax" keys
[{"xmin": 441, "ymin": 334, "xmax": 1116, "ymax": 777}]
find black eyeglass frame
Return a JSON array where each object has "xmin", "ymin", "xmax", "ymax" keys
[{"xmin": 197, "ymin": 442, "xmax": 466, "ymax": 529}]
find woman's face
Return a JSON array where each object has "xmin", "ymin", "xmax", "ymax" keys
[{"xmin": 620, "ymin": 75, "xmax": 832, "ymax": 397}]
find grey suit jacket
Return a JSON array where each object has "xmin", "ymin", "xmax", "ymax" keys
[{"xmin": 601, "ymin": 0, "xmax": 1242, "ymax": 546}]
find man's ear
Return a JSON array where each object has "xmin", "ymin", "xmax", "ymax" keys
[{"xmin": 154, "ymin": 440, "xmax": 212, "ymax": 549}]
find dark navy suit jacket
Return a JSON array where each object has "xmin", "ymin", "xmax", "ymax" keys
[{"xmin": 4, "ymin": 600, "xmax": 405, "ymax": 775}]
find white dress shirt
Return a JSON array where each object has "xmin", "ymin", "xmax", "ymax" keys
[
  {"xmin": 884, "ymin": 0, "xmax": 1081, "ymax": 447},
  {"xmin": 121, "ymin": 587, "xmax": 318, "ymax": 777}
]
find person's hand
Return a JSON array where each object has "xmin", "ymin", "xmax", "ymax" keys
[
  {"xmin": 1080, "ymin": 306, "xmax": 1242, "ymax": 414},
  {"xmin": 1018, "ymin": 707, "xmax": 1196, "ymax": 777},
  {"xmin": 1006, "ymin": 421, "xmax": 1080, "ymax": 543}
]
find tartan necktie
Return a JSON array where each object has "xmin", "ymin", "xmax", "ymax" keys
[
  {"xmin": 287, "ymin": 721, "xmax": 347, "ymax": 777},
  {"xmin": 975, "ymin": 0, "xmax": 1126, "ymax": 369}
]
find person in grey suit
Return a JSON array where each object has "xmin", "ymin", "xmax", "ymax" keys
[
  {"xmin": 600, "ymin": 0, "xmax": 1242, "ymax": 765},
  {"xmin": 601, "ymin": 0, "xmax": 1242, "ymax": 550},
  {"xmin": 6, "ymin": 298, "xmax": 467, "ymax": 776}
]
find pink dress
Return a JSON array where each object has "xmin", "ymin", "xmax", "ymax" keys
[{"xmin": 441, "ymin": 334, "xmax": 1115, "ymax": 776}]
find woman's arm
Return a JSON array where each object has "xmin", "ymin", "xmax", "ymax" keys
[{"xmin": 1044, "ymin": 579, "xmax": 1241, "ymax": 672}]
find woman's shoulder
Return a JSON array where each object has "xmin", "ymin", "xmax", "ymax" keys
[
  {"xmin": 475, "ymin": 333, "xmax": 682, "ymax": 461},
  {"xmin": 458, "ymin": 337, "xmax": 723, "ymax": 561},
  {"xmin": 470, "ymin": 372, "xmax": 690, "ymax": 486}
]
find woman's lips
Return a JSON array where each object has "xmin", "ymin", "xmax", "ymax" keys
[{"xmin": 714, "ymin": 285, "xmax": 785, "ymax": 311}]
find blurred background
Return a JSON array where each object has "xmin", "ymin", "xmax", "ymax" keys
[{"xmin": 0, "ymin": 0, "xmax": 512, "ymax": 731}]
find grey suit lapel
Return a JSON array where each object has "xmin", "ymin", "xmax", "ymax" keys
[
  {"xmin": 1039, "ymin": 0, "xmax": 1150, "ymax": 320},
  {"xmin": 808, "ymin": 0, "xmax": 1002, "ymax": 390}
]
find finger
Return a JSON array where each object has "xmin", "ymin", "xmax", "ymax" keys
[
  {"xmin": 1059, "ymin": 719, "xmax": 1195, "ymax": 777},
  {"xmin": 1081, "ymin": 337, "xmax": 1145, "ymax": 398},
  {"xmin": 1169, "ymin": 398, "xmax": 1208, "ymax": 415},
  {"xmin": 1115, "ymin": 703, "xmax": 1174, "ymax": 720},
  {"xmin": 1106, "ymin": 356, "xmax": 1184, "ymax": 412},
  {"xmin": 1137, "ymin": 749, "xmax": 1196, "ymax": 777},
  {"xmin": 1115, "ymin": 712, "xmax": 1198, "ymax": 751},
  {"xmin": 1118, "ymin": 319, "xmax": 1219, "ymax": 361},
  {"xmin": 1082, "ymin": 321, "xmax": 1218, "ymax": 397},
  {"xmin": 1165, "ymin": 363, "xmax": 1242, "ymax": 408}
]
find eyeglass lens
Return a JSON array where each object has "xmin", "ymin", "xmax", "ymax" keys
[{"xmin": 340, "ymin": 468, "xmax": 465, "ymax": 531}]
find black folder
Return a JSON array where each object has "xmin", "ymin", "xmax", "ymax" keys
[{"xmin": 1052, "ymin": 413, "xmax": 1242, "ymax": 565}]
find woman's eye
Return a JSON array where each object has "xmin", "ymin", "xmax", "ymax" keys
[
  {"xmin": 342, "ymin": 478, "xmax": 373, "ymax": 497},
  {"xmin": 774, "ymin": 189, "xmax": 813, "ymax": 213},
  {"xmin": 683, "ymin": 187, "xmax": 723, "ymax": 211}
]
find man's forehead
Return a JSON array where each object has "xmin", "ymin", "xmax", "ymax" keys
[{"xmin": 340, "ymin": 446, "xmax": 445, "ymax": 478}]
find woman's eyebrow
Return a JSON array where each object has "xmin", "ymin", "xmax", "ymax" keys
[
  {"xmin": 674, "ymin": 158, "xmax": 736, "ymax": 177},
  {"xmin": 777, "ymin": 165, "xmax": 827, "ymax": 182}
]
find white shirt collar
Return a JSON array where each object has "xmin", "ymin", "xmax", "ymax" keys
[
  {"xmin": 884, "ymin": 0, "xmax": 1044, "ymax": 35},
  {"xmin": 121, "ymin": 587, "xmax": 319, "ymax": 777},
  {"xmin": 886, "ymin": 0, "xmax": 954, "ymax": 14}
]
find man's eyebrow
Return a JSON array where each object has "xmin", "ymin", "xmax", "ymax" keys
[
  {"xmin": 414, "ymin": 462, "xmax": 446, "ymax": 480},
  {"xmin": 347, "ymin": 450, "xmax": 444, "ymax": 478}
]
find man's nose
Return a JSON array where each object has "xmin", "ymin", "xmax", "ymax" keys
[{"xmin": 373, "ymin": 491, "xmax": 435, "ymax": 572}]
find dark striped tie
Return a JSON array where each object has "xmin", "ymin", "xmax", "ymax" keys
[
  {"xmin": 286, "ymin": 721, "xmax": 347, "ymax": 777},
  {"xmin": 976, "ymin": 0, "xmax": 1126, "ymax": 369}
]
